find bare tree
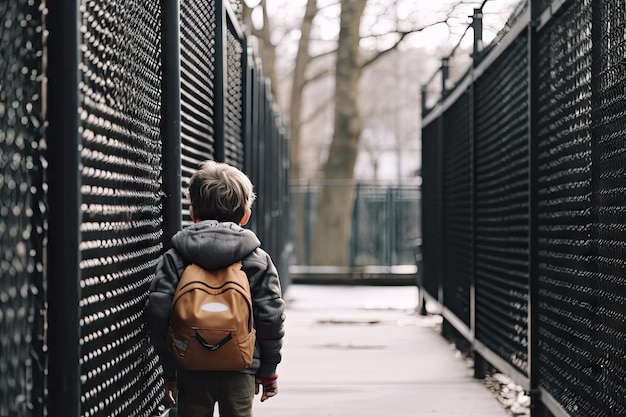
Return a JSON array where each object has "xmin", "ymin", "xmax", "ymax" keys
[
  {"xmin": 288, "ymin": 0, "xmax": 319, "ymax": 183},
  {"xmin": 310, "ymin": 0, "xmax": 453, "ymax": 265},
  {"xmin": 310, "ymin": 0, "xmax": 366, "ymax": 265},
  {"xmin": 244, "ymin": 0, "xmax": 517, "ymax": 266},
  {"xmin": 243, "ymin": 0, "xmax": 322, "ymax": 262},
  {"xmin": 358, "ymin": 47, "xmax": 426, "ymax": 182}
]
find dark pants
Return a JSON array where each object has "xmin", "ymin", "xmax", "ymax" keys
[{"xmin": 177, "ymin": 371, "xmax": 255, "ymax": 417}]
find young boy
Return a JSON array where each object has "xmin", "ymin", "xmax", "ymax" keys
[{"xmin": 145, "ymin": 160, "xmax": 286, "ymax": 417}]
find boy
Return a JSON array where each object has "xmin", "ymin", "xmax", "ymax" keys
[{"xmin": 145, "ymin": 160, "xmax": 285, "ymax": 417}]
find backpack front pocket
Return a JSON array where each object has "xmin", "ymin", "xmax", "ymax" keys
[{"xmin": 170, "ymin": 327, "xmax": 250, "ymax": 371}]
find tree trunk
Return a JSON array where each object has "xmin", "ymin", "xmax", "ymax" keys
[
  {"xmin": 310, "ymin": 0, "xmax": 366, "ymax": 266},
  {"xmin": 289, "ymin": 0, "xmax": 318, "ymax": 263}
]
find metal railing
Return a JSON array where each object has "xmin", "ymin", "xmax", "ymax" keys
[
  {"xmin": 290, "ymin": 181, "xmax": 421, "ymax": 284},
  {"xmin": 421, "ymin": 0, "xmax": 626, "ymax": 416},
  {"xmin": 0, "ymin": 0, "xmax": 289, "ymax": 416}
]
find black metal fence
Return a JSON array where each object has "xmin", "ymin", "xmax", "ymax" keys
[
  {"xmin": 421, "ymin": 0, "xmax": 626, "ymax": 416},
  {"xmin": 290, "ymin": 182, "xmax": 421, "ymax": 268},
  {"xmin": 0, "ymin": 0, "xmax": 289, "ymax": 416}
]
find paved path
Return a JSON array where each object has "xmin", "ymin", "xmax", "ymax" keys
[{"xmin": 251, "ymin": 284, "xmax": 509, "ymax": 417}]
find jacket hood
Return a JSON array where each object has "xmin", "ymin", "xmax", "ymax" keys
[{"xmin": 171, "ymin": 220, "xmax": 261, "ymax": 269}]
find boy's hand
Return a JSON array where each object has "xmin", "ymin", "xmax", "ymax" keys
[
  {"xmin": 255, "ymin": 376, "xmax": 278, "ymax": 402},
  {"xmin": 164, "ymin": 379, "xmax": 177, "ymax": 406}
]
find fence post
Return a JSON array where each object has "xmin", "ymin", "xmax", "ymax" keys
[
  {"xmin": 349, "ymin": 183, "xmax": 361, "ymax": 267},
  {"xmin": 589, "ymin": 0, "xmax": 604, "ymax": 414},
  {"xmin": 161, "ymin": 0, "xmax": 182, "ymax": 247},
  {"xmin": 214, "ymin": 0, "xmax": 227, "ymax": 161},
  {"xmin": 472, "ymin": 8, "xmax": 483, "ymax": 64},
  {"xmin": 387, "ymin": 187, "xmax": 396, "ymax": 265},
  {"xmin": 46, "ymin": 0, "xmax": 81, "ymax": 415},
  {"xmin": 247, "ymin": 60, "xmax": 260, "ymax": 231},
  {"xmin": 242, "ymin": 35, "xmax": 250, "ymax": 170},
  {"xmin": 305, "ymin": 181, "xmax": 312, "ymax": 266},
  {"xmin": 437, "ymin": 113, "xmax": 445, "ymax": 306},
  {"xmin": 527, "ymin": 0, "xmax": 545, "ymax": 415},
  {"xmin": 469, "ymin": 21, "xmax": 481, "ymax": 380},
  {"xmin": 441, "ymin": 57, "xmax": 450, "ymax": 98}
]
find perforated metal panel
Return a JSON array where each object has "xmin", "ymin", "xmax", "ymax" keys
[
  {"xmin": 224, "ymin": 26, "xmax": 245, "ymax": 168},
  {"xmin": 535, "ymin": 1, "xmax": 597, "ymax": 414},
  {"xmin": 421, "ymin": 1, "xmax": 626, "ymax": 415},
  {"xmin": 350, "ymin": 185, "xmax": 421, "ymax": 266},
  {"xmin": 0, "ymin": 1, "xmax": 46, "ymax": 416},
  {"xmin": 591, "ymin": 0, "xmax": 626, "ymax": 415},
  {"xmin": 180, "ymin": 0, "xmax": 218, "ymax": 225},
  {"xmin": 474, "ymin": 32, "xmax": 529, "ymax": 375},
  {"xmin": 442, "ymin": 92, "xmax": 472, "ymax": 326},
  {"xmin": 0, "ymin": 0, "xmax": 288, "ymax": 415},
  {"xmin": 243, "ymin": 53, "xmax": 291, "ymax": 283},
  {"xmin": 78, "ymin": 1, "xmax": 164, "ymax": 416}
]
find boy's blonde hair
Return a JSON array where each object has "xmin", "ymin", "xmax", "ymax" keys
[{"xmin": 187, "ymin": 160, "xmax": 256, "ymax": 223}]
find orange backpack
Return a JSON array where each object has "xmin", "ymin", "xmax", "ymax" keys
[{"xmin": 167, "ymin": 262, "xmax": 256, "ymax": 371}]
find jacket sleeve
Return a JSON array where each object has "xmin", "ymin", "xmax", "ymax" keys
[
  {"xmin": 247, "ymin": 250, "xmax": 286, "ymax": 378},
  {"xmin": 144, "ymin": 249, "xmax": 186, "ymax": 379}
]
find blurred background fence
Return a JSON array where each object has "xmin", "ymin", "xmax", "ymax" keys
[
  {"xmin": 421, "ymin": 0, "xmax": 626, "ymax": 416},
  {"xmin": 290, "ymin": 181, "xmax": 421, "ymax": 273},
  {"xmin": 0, "ymin": 0, "xmax": 289, "ymax": 416}
]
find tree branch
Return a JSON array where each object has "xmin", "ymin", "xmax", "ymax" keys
[
  {"xmin": 360, "ymin": 19, "xmax": 450, "ymax": 70},
  {"xmin": 309, "ymin": 48, "xmax": 337, "ymax": 63},
  {"xmin": 306, "ymin": 67, "xmax": 333, "ymax": 84},
  {"xmin": 301, "ymin": 97, "xmax": 333, "ymax": 126}
]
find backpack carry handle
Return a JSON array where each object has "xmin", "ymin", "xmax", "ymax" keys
[{"xmin": 195, "ymin": 331, "xmax": 232, "ymax": 351}]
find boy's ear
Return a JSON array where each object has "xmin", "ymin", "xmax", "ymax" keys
[{"xmin": 240, "ymin": 208, "xmax": 251, "ymax": 226}]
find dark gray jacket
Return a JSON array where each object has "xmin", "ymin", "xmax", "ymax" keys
[{"xmin": 144, "ymin": 220, "xmax": 285, "ymax": 379}]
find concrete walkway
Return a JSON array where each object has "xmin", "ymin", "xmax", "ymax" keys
[{"xmin": 252, "ymin": 284, "xmax": 509, "ymax": 417}]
